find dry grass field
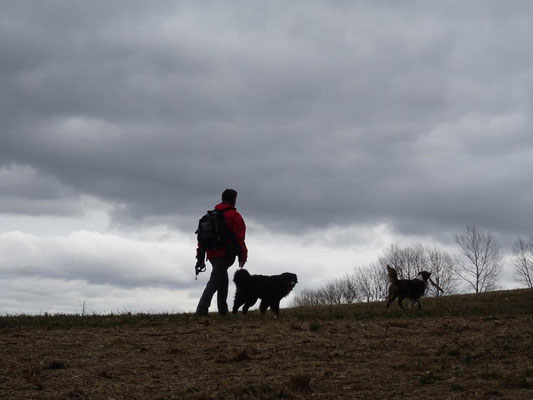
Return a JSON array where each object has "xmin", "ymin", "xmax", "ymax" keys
[{"xmin": 1, "ymin": 289, "xmax": 532, "ymax": 399}]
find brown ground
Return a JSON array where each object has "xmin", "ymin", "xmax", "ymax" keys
[{"xmin": 1, "ymin": 289, "xmax": 532, "ymax": 399}]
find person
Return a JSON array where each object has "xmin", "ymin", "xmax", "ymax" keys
[{"xmin": 195, "ymin": 189, "xmax": 247, "ymax": 316}]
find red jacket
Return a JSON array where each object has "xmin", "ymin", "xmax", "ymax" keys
[{"xmin": 197, "ymin": 202, "xmax": 247, "ymax": 262}]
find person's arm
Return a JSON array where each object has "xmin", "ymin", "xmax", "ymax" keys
[
  {"xmin": 232, "ymin": 213, "xmax": 247, "ymax": 266},
  {"xmin": 194, "ymin": 244, "xmax": 206, "ymax": 279},
  {"xmin": 196, "ymin": 244, "xmax": 206, "ymax": 262}
]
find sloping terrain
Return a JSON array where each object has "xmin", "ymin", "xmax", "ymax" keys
[{"xmin": 1, "ymin": 289, "xmax": 532, "ymax": 399}]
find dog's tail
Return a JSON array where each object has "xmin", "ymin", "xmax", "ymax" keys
[
  {"xmin": 386, "ymin": 265, "xmax": 399, "ymax": 284},
  {"xmin": 233, "ymin": 268, "xmax": 251, "ymax": 287}
]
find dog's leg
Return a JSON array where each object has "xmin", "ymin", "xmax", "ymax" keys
[
  {"xmin": 271, "ymin": 299, "xmax": 281, "ymax": 315},
  {"xmin": 416, "ymin": 300, "xmax": 422, "ymax": 309},
  {"xmin": 242, "ymin": 297, "xmax": 258, "ymax": 314},
  {"xmin": 397, "ymin": 296, "xmax": 405, "ymax": 310},
  {"xmin": 232, "ymin": 292, "xmax": 246, "ymax": 314},
  {"xmin": 259, "ymin": 299, "xmax": 270, "ymax": 315},
  {"xmin": 386, "ymin": 297, "xmax": 396, "ymax": 311},
  {"xmin": 386, "ymin": 287, "xmax": 396, "ymax": 311}
]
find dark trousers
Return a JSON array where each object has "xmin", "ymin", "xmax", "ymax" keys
[{"xmin": 196, "ymin": 256, "xmax": 236, "ymax": 315}]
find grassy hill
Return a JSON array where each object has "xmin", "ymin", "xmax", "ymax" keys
[{"xmin": 1, "ymin": 289, "xmax": 532, "ymax": 399}]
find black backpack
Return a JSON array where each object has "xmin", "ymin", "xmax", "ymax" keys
[{"xmin": 196, "ymin": 208, "xmax": 234, "ymax": 249}]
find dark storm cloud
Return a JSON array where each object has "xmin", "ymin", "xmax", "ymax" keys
[
  {"xmin": 0, "ymin": 164, "xmax": 82, "ymax": 216},
  {"xmin": 1, "ymin": 1, "xmax": 532, "ymax": 242}
]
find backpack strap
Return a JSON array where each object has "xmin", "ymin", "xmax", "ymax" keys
[{"xmin": 217, "ymin": 207, "xmax": 239, "ymax": 256}]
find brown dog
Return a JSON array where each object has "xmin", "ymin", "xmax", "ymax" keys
[{"xmin": 386, "ymin": 265, "xmax": 443, "ymax": 311}]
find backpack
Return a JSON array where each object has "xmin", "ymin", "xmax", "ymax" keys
[{"xmin": 196, "ymin": 208, "xmax": 234, "ymax": 249}]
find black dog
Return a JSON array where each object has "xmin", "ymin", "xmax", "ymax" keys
[
  {"xmin": 232, "ymin": 269, "xmax": 298, "ymax": 315},
  {"xmin": 386, "ymin": 265, "xmax": 443, "ymax": 311}
]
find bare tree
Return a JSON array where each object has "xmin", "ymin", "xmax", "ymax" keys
[
  {"xmin": 292, "ymin": 242, "xmax": 460, "ymax": 307},
  {"xmin": 426, "ymin": 246, "xmax": 458, "ymax": 296},
  {"xmin": 291, "ymin": 288, "xmax": 324, "ymax": 307},
  {"xmin": 354, "ymin": 263, "xmax": 388, "ymax": 302},
  {"xmin": 512, "ymin": 234, "xmax": 533, "ymax": 288},
  {"xmin": 320, "ymin": 281, "xmax": 345, "ymax": 305},
  {"xmin": 291, "ymin": 274, "xmax": 360, "ymax": 307},
  {"xmin": 379, "ymin": 244, "xmax": 457, "ymax": 297},
  {"xmin": 378, "ymin": 243, "xmax": 427, "ymax": 279},
  {"xmin": 337, "ymin": 273, "xmax": 360, "ymax": 303},
  {"xmin": 454, "ymin": 225, "xmax": 502, "ymax": 293},
  {"xmin": 403, "ymin": 243, "xmax": 428, "ymax": 279},
  {"xmin": 378, "ymin": 244, "xmax": 405, "ymax": 274}
]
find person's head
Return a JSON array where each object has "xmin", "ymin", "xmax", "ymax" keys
[{"xmin": 221, "ymin": 189, "xmax": 238, "ymax": 206}]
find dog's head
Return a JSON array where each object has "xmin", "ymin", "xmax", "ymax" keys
[
  {"xmin": 281, "ymin": 273, "xmax": 298, "ymax": 291},
  {"xmin": 417, "ymin": 271, "xmax": 444, "ymax": 292},
  {"xmin": 416, "ymin": 271, "xmax": 433, "ymax": 290},
  {"xmin": 417, "ymin": 271, "xmax": 432, "ymax": 282}
]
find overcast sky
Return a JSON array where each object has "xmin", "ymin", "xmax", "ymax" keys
[{"xmin": 1, "ymin": 1, "xmax": 532, "ymax": 314}]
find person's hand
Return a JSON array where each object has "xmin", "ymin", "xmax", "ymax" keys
[
  {"xmin": 238, "ymin": 260, "xmax": 245, "ymax": 269},
  {"xmin": 195, "ymin": 260, "xmax": 206, "ymax": 274}
]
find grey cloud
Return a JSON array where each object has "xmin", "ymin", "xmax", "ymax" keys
[
  {"xmin": 0, "ymin": 164, "xmax": 82, "ymax": 216},
  {"xmin": 1, "ymin": 1, "xmax": 532, "ymax": 246},
  {"xmin": 0, "ymin": 276, "xmax": 196, "ymax": 314},
  {"xmin": 0, "ymin": 231, "xmax": 193, "ymax": 290}
]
